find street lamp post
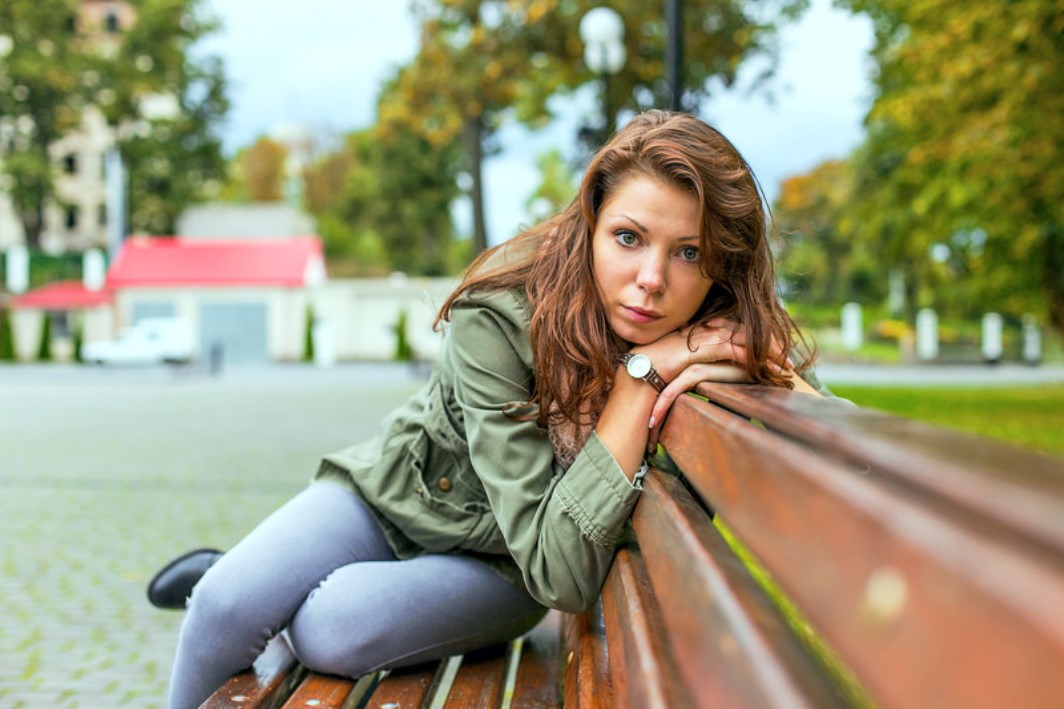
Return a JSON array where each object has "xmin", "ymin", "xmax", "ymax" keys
[
  {"xmin": 666, "ymin": 0, "xmax": 684, "ymax": 111},
  {"xmin": 579, "ymin": 7, "xmax": 626, "ymax": 144}
]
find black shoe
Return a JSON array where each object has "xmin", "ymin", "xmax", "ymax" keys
[{"xmin": 147, "ymin": 548, "xmax": 224, "ymax": 609}]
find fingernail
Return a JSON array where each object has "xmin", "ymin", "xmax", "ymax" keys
[{"xmin": 648, "ymin": 415, "xmax": 656, "ymax": 429}]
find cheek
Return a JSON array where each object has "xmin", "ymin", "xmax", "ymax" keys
[
  {"xmin": 591, "ymin": 237, "xmax": 622, "ymax": 292},
  {"xmin": 675, "ymin": 275, "xmax": 714, "ymax": 319}
]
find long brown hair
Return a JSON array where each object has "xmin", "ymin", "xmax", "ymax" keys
[{"xmin": 437, "ymin": 110, "xmax": 813, "ymax": 426}]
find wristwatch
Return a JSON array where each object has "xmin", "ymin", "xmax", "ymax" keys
[{"xmin": 620, "ymin": 353, "xmax": 666, "ymax": 392}]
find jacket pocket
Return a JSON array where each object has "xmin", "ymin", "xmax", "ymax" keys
[{"xmin": 405, "ymin": 429, "xmax": 491, "ymax": 552}]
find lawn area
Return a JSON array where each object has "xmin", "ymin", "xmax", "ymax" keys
[{"xmin": 831, "ymin": 384, "xmax": 1064, "ymax": 458}]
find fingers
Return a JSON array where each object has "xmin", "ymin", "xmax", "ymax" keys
[
  {"xmin": 647, "ymin": 417, "xmax": 663, "ymax": 453},
  {"xmin": 691, "ymin": 319, "xmax": 791, "ymax": 367},
  {"xmin": 649, "ymin": 362, "xmax": 753, "ymax": 432}
]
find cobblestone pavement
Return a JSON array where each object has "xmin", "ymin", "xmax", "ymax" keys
[{"xmin": 0, "ymin": 363, "xmax": 423, "ymax": 708}]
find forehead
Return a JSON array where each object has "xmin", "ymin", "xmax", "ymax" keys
[{"xmin": 598, "ymin": 174, "xmax": 700, "ymax": 224}]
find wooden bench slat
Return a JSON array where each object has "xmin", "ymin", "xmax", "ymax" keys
[
  {"xmin": 509, "ymin": 611, "xmax": 561, "ymax": 708},
  {"xmin": 281, "ymin": 673, "xmax": 375, "ymax": 709},
  {"xmin": 200, "ymin": 635, "xmax": 305, "ymax": 709},
  {"xmin": 634, "ymin": 470, "xmax": 846, "ymax": 708},
  {"xmin": 662, "ymin": 394, "xmax": 1064, "ymax": 709},
  {"xmin": 441, "ymin": 644, "xmax": 509, "ymax": 708},
  {"xmin": 601, "ymin": 547, "xmax": 692, "ymax": 708},
  {"xmin": 363, "ymin": 662, "xmax": 446, "ymax": 709},
  {"xmin": 695, "ymin": 383, "xmax": 1064, "ymax": 557},
  {"xmin": 561, "ymin": 610, "xmax": 611, "ymax": 709}
]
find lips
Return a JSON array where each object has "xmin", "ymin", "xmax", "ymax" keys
[{"xmin": 622, "ymin": 305, "xmax": 663, "ymax": 324}]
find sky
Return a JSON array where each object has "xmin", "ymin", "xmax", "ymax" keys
[{"xmin": 199, "ymin": 0, "xmax": 875, "ymax": 246}]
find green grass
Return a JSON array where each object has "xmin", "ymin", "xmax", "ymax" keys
[{"xmin": 831, "ymin": 384, "xmax": 1064, "ymax": 458}]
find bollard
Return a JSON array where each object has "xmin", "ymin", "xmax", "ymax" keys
[
  {"xmin": 1022, "ymin": 314, "xmax": 1042, "ymax": 366},
  {"xmin": 916, "ymin": 308, "xmax": 939, "ymax": 361},
  {"xmin": 841, "ymin": 302, "xmax": 863, "ymax": 351},
  {"xmin": 981, "ymin": 313, "xmax": 1003, "ymax": 364},
  {"xmin": 209, "ymin": 342, "xmax": 224, "ymax": 376},
  {"xmin": 312, "ymin": 319, "xmax": 336, "ymax": 368},
  {"xmin": 83, "ymin": 249, "xmax": 106, "ymax": 291},
  {"xmin": 4, "ymin": 245, "xmax": 29, "ymax": 294}
]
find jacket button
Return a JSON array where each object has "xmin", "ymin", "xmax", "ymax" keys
[
  {"xmin": 415, "ymin": 485, "xmax": 424, "ymax": 496},
  {"xmin": 437, "ymin": 477, "xmax": 453, "ymax": 493}
]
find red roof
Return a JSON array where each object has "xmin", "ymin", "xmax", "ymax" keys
[
  {"xmin": 11, "ymin": 281, "xmax": 113, "ymax": 310},
  {"xmin": 106, "ymin": 236, "xmax": 325, "ymax": 288}
]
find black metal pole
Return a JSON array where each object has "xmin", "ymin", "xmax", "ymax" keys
[
  {"xmin": 602, "ymin": 70, "xmax": 612, "ymax": 142},
  {"xmin": 666, "ymin": 0, "xmax": 683, "ymax": 111}
]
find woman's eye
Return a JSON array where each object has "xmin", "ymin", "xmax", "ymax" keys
[
  {"xmin": 616, "ymin": 231, "xmax": 639, "ymax": 247},
  {"xmin": 679, "ymin": 246, "xmax": 699, "ymax": 262}
]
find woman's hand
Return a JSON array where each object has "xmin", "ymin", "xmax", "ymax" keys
[{"xmin": 635, "ymin": 319, "xmax": 788, "ymax": 451}]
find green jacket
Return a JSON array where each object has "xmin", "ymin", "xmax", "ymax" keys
[{"xmin": 317, "ymin": 288, "xmax": 641, "ymax": 612}]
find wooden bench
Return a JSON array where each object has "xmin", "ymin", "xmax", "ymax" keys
[
  {"xmin": 204, "ymin": 384, "xmax": 1064, "ymax": 708},
  {"xmin": 201, "ymin": 612, "xmax": 561, "ymax": 708}
]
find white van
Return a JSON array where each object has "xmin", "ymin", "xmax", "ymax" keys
[{"xmin": 82, "ymin": 318, "xmax": 194, "ymax": 365}]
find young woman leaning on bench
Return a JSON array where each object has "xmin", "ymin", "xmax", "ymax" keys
[{"xmin": 147, "ymin": 110, "xmax": 829, "ymax": 709}]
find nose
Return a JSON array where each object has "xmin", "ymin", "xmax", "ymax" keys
[{"xmin": 636, "ymin": 251, "xmax": 666, "ymax": 294}]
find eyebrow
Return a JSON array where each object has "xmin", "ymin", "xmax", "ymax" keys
[
  {"xmin": 615, "ymin": 214, "xmax": 700, "ymax": 242},
  {"xmin": 616, "ymin": 214, "xmax": 649, "ymax": 233}
]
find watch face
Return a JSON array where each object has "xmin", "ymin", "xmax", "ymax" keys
[{"xmin": 627, "ymin": 353, "xmax": 652, "ymax": 378}]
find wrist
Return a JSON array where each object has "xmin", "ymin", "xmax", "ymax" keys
[{"xmin": 619, "ymin": 352, "xmax": 667, "ymax": 392}]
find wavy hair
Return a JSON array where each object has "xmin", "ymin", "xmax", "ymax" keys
[{"xmin": 437, "ymin": 110, "xmax": 813, "ymax": 426}]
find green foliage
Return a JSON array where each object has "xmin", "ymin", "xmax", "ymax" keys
[
  {"xmin": 0, "ymin": 308, "xmax": 14, "ymax": 361},
  {"xmin": 0, "ymin": 0, "xmax": 228, "ymax": 244},
  {"xmin": 36, "ymin": 313, "xmax": 51, "ymax": 362},
  {"xmin": 224, "ymin": 137, "xmax": 287, "ymax": 203},
  {"xmin": 381, "ymin": 0, "xmax": 809, "ymax": 252},
  {"xmin": 303, "ymin": 127, "xmax": 462, "ymax": 276},
  {"xmin": 774, "ymin": 160, "xmax": 886, "ymax": 310},
  {"xmin": 72, "ymin": 315, "xmax": 83, "ymax": 363},
  {"xmin": 110, "ymin": 0, "xmax": 229, "ymax": 235},
  {"xmin": 303, "ymin": 307, "xmax": 314, "ymax": 362},
  {"xmin": 394, "ymin": 310, "xmax": 413, "ymax": 362},
  {"xmin": 831, "ymin": 385, "xmax": 1064, "ymax": 458},
  {"xmin": 23, "ymin": 252, "xmax": 81, "ymax": 289},
  {"xmin": 0, "ymin": 0, "xmax": 86, "ymax": 248},
  {"xmin": 836, "ymin": 0, "xmax": 1064, "ymax": 338},
  {"xmin": 523, "ymin": 148, "xmax": 576, "ymax": 225}
]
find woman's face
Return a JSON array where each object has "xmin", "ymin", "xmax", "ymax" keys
[{"xmin": 592, "ymin": 174, "xmax": 714, "ymax": 345}]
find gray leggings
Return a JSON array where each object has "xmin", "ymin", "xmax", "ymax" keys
[{"xmin": 167, "ymin": 482, "xmax": 546, "ymax": 709}]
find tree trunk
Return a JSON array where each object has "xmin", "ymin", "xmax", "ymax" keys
[
  {"xmin": 1041, "ymin": 213, "xmax": 1064, "ymax": 343},
  {"xmin": 462, "ymin": 113, "xmax": 488, "ymax": 254},
  {"xmin": 15, "ymin": 185, "xmax": 44, "ymax": 251}
]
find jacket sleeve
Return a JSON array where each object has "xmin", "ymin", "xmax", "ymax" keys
[{"xmin": 446, "ymin": 292, "xmax": 641, "ymax": 612}]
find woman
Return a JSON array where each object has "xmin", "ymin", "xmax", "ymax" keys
[{"xmin": 163, "ymin": 110, "xmax": 824, "ymax": 708}]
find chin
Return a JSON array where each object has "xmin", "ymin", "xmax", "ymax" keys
[{"xmin": 613, "ymin": 321, "xmax": 667, "ymax": 346}]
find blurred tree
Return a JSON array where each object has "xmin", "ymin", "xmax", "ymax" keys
[
  {"xmin": 235, "ymin": 136, "xmax": 287, "ymax": 202},
  {"xmin": 524, "ymin": 148, "xmax": 576, "ymax": 225},
  {"xmin": 839, "ymin": 0, "xmax": 1064, "ymax": 337},
  {"xmin": 774, "ymin": 159, "xmax": 882, "ymax": 307},
  {"xmin": 382, "ymin": 0, "xmax": 808, "ymax": 255},
  {"xmin": 302, "ymin": 122, "xmax": 464, "ymax": 276},
  {"xmin": 0, "ymin": 0, "xmax": 89, "ymax": 249},
  {"xmin": 102, "ymin": 0, "xmax": 228, "ymax": 235},
  {"xmin": 0, "ymin": 0, "xmax": 227, "ymax": 245}
]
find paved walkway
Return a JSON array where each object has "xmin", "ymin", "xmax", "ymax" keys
[
  {"xmin": 0, "ymin": 363, "xmax": 424, "ymax": 708},
  {"xmin": 1, "ymin": 360, "xmax": 1060, "ymax": 706},
  {"xmin": 817, "ymin": 362, "xmax": 1064, "ymax": 386}
]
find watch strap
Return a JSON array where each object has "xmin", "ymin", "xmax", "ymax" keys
[{"xmin": 643, "ymin": 368, "xmax": 666, "ymax": 392}]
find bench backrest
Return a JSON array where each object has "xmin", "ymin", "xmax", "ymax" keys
[{"xmin": 583, "ymin": 384, "xmax": 1064, "ymax": 708}]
